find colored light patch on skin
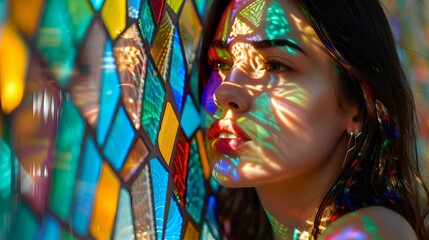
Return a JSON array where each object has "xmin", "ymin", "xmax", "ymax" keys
[
  {"xmin": 238, "ymin": 0, "xmax": 265, "ymax": 27},
  {"xmin": 265, "ymin": 1, "xmax": 292, "ymax": 40},
  {"xmin": 230, "ymin": 17, "xmax": 253, "ymax": 38},
  {"xmin": 248, "ymin": 92, "xmax": 281, "ymax": 131}
]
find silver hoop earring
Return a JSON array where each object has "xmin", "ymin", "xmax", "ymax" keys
[{"xmin": 342, "ymin": 131, "xmax": 362, "ymax": 169}]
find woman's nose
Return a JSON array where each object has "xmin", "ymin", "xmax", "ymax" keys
[{"xmin": 214, "ymin": 82, "xmax": 251, "ymax": 112}]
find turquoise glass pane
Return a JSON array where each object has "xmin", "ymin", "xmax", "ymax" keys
[
  {"xmin": 49, "ymin": 99, "xmax": 85, "ymax": 221},
  {"xmin": 165, "ymin": 196, "xmax": 183, "ymax": 239},
  {"xmin": 181, "ymin": 95, "xmax": 201, "ymax": 138},
  {"xmin": 149, "ymin": 158, "xmax": 168, "ymax": 240},
  {"xmin": 114, "ymin": 188, "xmax": 135, "ymax": 239},
  {"xmin": 0, "ymin": 0, "xmax": 6, "ymax": 24},
  {"xmin": 200, "ymin": 222, "xmax": 216, "ymax": 240},
  {"xmin": 97, "ymin": 40, "xmax": 121, "ymax": 145},
  {"xmin": 9, "ymin": 203, "xmax": 39, "ymax": 239},
  {"xmin": 195, "ymin": 0, "xmax": 206, "ymax": 18},
  {"xmin": 90, "ymin": 0, "xmax": 104, "ymax": 10},
  {"xmin": 141, "ymin": 62, "xmax": 166, "ymax": 144},
  {"xmin": 138, "ymin": 0, "xmax": 156, "ymax": 45},
  {"xmin": 128, "ymin": 0, "xmax": 142, "ymax": 19},
  {"xmin": 71, "ymin": 136, "xmax": 102, "ymax": 235},
  {"xmin": 189, "ymin": 61, "xmax": 199, "ymax": 104},
  {"xmin": 185, "ymin": 138, "xmax": 206, "ymax": 223},
  {"xmin": 36, "ymin": 0, "xmax": 93, "ymax": 86},
  {"xmin": 0, "ymin": 139, "xmax": 11, "ymax": 200},
  {"xmin": 103, "ymin": 106, "xmax": 135, "ymax": 170},
  {"xmin": 37, "ymin": 215, "xmax": 61, "ymax": 240},
  {"xmin": 170, "ymin": 28, "xmax": 186, "ymax": 111}
]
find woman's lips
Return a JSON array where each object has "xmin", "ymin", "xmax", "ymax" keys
[{"xmin": 208, "ymin": 119, "xmax": 250, "ymax": 152}]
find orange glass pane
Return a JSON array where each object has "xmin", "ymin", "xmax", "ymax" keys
[
  {"xmin": 196, "ymin": 129, "xmax": 210, "ymax": 179},
  {"xmin": 158, "ymin": 102, "xmax": 179, "ymax": 165},
  {"xmin": 101, "ymin": 0, "xmax": 126, "ymax": 40},
  {"xmin": 0, "ymin": 21, "xmax": 28, "ymax": 114},
  {"xmin": 90, "ymin": 162, "xmax": 120, "ymax": 239},
  {"xmin": 120, "ymin": 137, "xmax": 149, "ymax": 182},
  {"xmin": 10, "ymin": 0, "xmax": 44, "ymax": 37},
  {"xmin": 184, "ymin": 222, "xmax": 200, "ymax": 239}
]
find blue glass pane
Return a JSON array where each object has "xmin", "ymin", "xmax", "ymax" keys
[
  {"xmin": 185, "ymin": 138, "xmax": 206, "ymax": 223},
  {"xmin": 97, "ymin": 40, "xmax": 121, "ymax": 145},
  {"xmin": 201, "ymin": 73, "xmax": 221, "ymax": 115},
  {"xmin": 49, "ymin": 99, "xmax": 85, "ymax": 221},
  {"xmin": 90, "ymin": 0, "xmax": 104, "ymax": 10},
  {"xmin": 138, "ymin": 0, "xmax": 156, "ymax": 45},
  {"xmin": 141, "ymin": 62, "xmax": 166, "ymax": 144},
  {"xmin": 165, "ymin": 196, "xmax": 183, "ymax": 239},
  {"xmin": 181, "ymin": 95, "xmax": 201, "ymax": 138},
  {"xmin": 204, "ymin": 195, "xmax": 219, "ymax": 237},
  {"xmin": 114, "ymin": 188, "xmax": 135, "ymax": 239},
  {"xmin": 127, "ymin": 0, "xmax": 142, "ymax": 19},
  {"xmin": 71, "ymin": 136, "xmax": 102, "ymax": 235},
  {"xmin": 169, "ymin": 28, "xmax": 186, "ymax": 112},
  {"xmin": 103, "ymin": 106, "xmax": 135, "ymax": 170},
  {"xmin": 149, "ymin": 158, "xmax": 169, "ymax": 240},
  {"xmin": 37, "ymin": 215, "xmax": 61, "ymax": 240}
]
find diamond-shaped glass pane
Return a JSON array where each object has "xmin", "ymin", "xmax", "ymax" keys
[
  {"xmin": 141, "ymin": 61, "xmax": 166, "ymax": 145},
  {"xmin": 70, "ymin": 136, "xmax": 102, "ymax": 235},
  {"xmin": 103, "ymin": 106, "xmax": 135, "ymax": 170},
  {"xmin": 114, "ymin": 188, "xmax": 135, "ymax": 239},
  {"xmin": 179, "ymin": 0, "xmax": 202, "ymax": 70},
  {"xmin": 9, "ymin": 203, "xmax": 39, "ymax": 239},
  {"xmin": 127, "ymin": 0, "xmax": 141, "ymax": 19},
  {"xmin": 138, "ymin": 0, "xmax": 156, "ymax": 45},
  {"xmin": 97, "ymin": 40, "xmax": 121, "ymax": 145},
  {"xmin": 150, "ymin": 0, "xmax": 165, "ymax": 24},
  {"xmin": 149, "ymin": 157, "xmax": 169, "ymax": 240},
  {"xmin": 131, "ymin": 164, "xmax": 156, "ymax": 239},
  {"xmin": 158, "ymin": 102, "xmax": 179, "ymax": 165},
  {"xmin": 90, "ymin": 163, "xmax": 120, "ymax": 239},
  {"xmin": 89, "ymin": 0, "xmax": 104, "ymax": 10},
  {"xmin": 150, "ymin": 12, "xmax": 174, "ymax": 81},
  {"xmin": 70, "ymin": 20, "xmax": 106, "ymax": 127},
  {"xmin": 181, "ymin": 95, "xmax": 201, "ymax": 138},
  {"xmin": 49, "ymin": 98, "xmax": 85, "ymax": 221},
  {"xmin": 166, "ymin": 0, "xmax": 183, "ymax": 13},
  {"xmin": 114, "ymin": 23, "xmax": 148, "ymax": 130},
  {"xmin": 185, "ymin": 138, "xmax": 206, "ymax": 223},
  {"xmin": 101, "ymin": 0, "xmax": 126, "ymax": 40},
  {"xmin": 120, "ymin": 137, "xmax": 149, "ymax": 182},
  {"xmin": 184, "ymin": 222, "xmax": 200, "ymax": 240},
  {"xmin": 171, "ymin": 130, "xmax": 189, "ymax": 207},
  {"xmin": 170, "ymin": 28, "xmax": 186, "ymax": 111}
]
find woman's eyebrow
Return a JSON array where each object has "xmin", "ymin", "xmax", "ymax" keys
[
  {"xmin": 250, "ymin": 39, "xmax": 307, "ymax": 55},
  {"xmin": 210, "ymin": 39, "xmax": 307, "ymax": 56}
]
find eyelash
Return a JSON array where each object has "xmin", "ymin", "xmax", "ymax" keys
[
  {"xmin": 262, "ymin": 58, "xmax": 294, "ymax": 73},
  {"xmin": 208, "ymin": 60, "xmax": 232, "ymax": 71}
]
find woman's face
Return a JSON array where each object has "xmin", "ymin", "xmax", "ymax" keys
[{"xmin": 202, "ymin": 0, "xmax": 355, "ymax": 187}]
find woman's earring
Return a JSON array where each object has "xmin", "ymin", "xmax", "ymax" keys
[{"xmin": 342, "ymin": 131, "xmax": 362, "ymax": 169}]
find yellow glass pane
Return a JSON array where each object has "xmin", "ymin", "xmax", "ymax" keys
[
  {"xmin": 196, "ymin": 129, "xmax": 210, "ymax": 179},
  {"xmin": 101, "ymin": 0, "xmax": 126, "ymax": 40},
  {"xmin": 158, "ymin": 102, "xmax": 179, "ymax": 165},
  {"xmin": 184, "ymin": 222, "xmax": 200, "ymax": 240},
  {"xmin": 10, "ymin": 0, "xmax": 44, "ymax": 37},
  {"xmin": 167, "ymin": 0, "xmax": 183, "ymax": 13},
  {"xmin": 0, "ymin": 21, "xmax": 28, "ymax": 114},
  {"xmin": 90, "ymin": 162, "xmax": 120, "ymax": 239}
]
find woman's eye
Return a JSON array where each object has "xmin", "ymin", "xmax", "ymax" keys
[
  {"xmin": 209, "ymin": 60, "xmax": 231, "ymax": 71},
  {"xmin": 262, "ymin": 60, "xmax": 293, "ymax": 72}
]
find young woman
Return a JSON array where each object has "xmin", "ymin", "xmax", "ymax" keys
[{"xmin": 199, "ymin": 0, "xmax": 429, "ymax": 239}]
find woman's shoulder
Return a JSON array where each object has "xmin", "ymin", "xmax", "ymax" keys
[{"xmin": 319, "ymin": 206, "xmax": 417, "ymax": 240}]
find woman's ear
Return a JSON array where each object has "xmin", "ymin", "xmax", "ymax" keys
[{"xmin": 345, "ymin": 104, "xmax": 363, "ymax": 134}]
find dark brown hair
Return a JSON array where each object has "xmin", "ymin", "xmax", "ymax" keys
[{"xmin": 199, "ymin": 1, "xmax": 429, "ymax": 239}]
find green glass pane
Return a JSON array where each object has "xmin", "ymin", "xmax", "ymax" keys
[
  {"xmin": 49, "ymin": 99, "xmax": 85, "ymax": 221},
  {"xmin": 185, "ymin": 138, "xmax": 206, "ymax": 223},
  {"xmin": 141, "ymin": 61, "xmax": 166, "ymax": 145},
  {"xmin": 114, "ymin": 188, "xmax": 135, "ymax": 239},
  {"xmin": 9, "ymin": 203, "xmax": 39, "ymax": 239},
  {"xmin": 138, "ymin": 0, "xmax": 156, "ymax": 45},
  {"xmin": 0, "ymin": 0, "xmax": 7, "ymax": 24},
  {"xmin": 131, "ymin": 164, "xmax": 156, "ymax": 239},
  {"xmin": 0, "ymin": 139, "xmax": 12, "ymax": 239},
  {"xmin": 36, "ymin": 0, "xmax": 93, "ymax": 86},
  {"xmin": 62, "ymin": 231, "xmax": 78, "ymax": 240}
]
